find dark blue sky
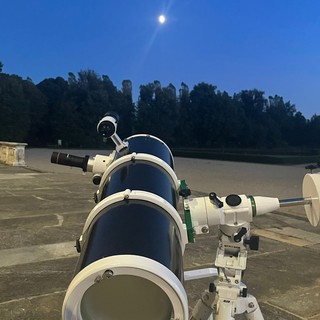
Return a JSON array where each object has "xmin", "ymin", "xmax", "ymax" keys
[{"xmin": 1, "ymin": 0, "xmax": 319, "ymax": 118}]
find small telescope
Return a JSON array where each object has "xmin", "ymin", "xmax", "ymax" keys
[{"xmin": 51, "ymin": 113, "xmax": 320, "ymax": 320}]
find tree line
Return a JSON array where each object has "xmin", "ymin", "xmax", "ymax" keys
[{"xmin": 0, "ymin": 65, "xmax": 319, "ymax": 150}]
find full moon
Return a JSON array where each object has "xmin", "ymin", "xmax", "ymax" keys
[{"xmin": 158, "ymin": 15, "xmax": 166, "ymax": 24}]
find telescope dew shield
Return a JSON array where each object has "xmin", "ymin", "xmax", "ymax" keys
[{"xmin": 63, "ymin": 135, "xmax": 188, "ymax": 320}]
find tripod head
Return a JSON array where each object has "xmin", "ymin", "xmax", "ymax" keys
[
  {"xmin": 183, "ymin": 172, "xmax": 320, "ymax": 242},
  {"xmin": 183, "ymin": 174, "xmax": 320, "ymax": 320}
]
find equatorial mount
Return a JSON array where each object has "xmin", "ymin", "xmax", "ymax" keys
[{"xmin": 183, "ymin": 172, "xmax": 320, "ymax": 320}]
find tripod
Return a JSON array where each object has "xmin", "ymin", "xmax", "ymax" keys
[{"xmin": 189, "ymin": 221, "xmax": 263, "ymax": 320}]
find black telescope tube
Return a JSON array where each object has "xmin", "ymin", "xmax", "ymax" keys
[
  {"xmin": 51, "ymin": 152, "xmax": 90, "ymax": 171},
  {"xmin": 75, "ymin": 135, "xmax": 183, "ymax": 280}
]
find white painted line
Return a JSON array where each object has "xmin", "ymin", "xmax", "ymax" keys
[
  {"xmin": 0, "ymin": 174, "xmax": 35, "ymax": 180},
  {"xmin": 270, "ymin": 226, "xmax": 320, "ymax": 243},
  {"xmin": 56, "ymin": 214, "xmax": 64, "ymax": 227},
  {"xmin": 32, "ymin": 195, "xmax": 47, "ymax": 201},
  {"xmin": 5, "ymin": 190, "xmax": 18, "ymax": 196},
  {"xmin": 0, "ymin": 210, "xmax": 88, "ymax": 221},
  {"xmin": 0, "ymin": 242, "xmax": 78, "ymax": 268},
  {"xmin": 0, "ymin": 290, "xmax": 66, "ymax": 305},
  {"xmin": 44, "ymin": 214, "xmax": 64, "ymax": 228},
  {"xmin": 254, "ymin": 227, "xmax": 320, "ymax": 247}
]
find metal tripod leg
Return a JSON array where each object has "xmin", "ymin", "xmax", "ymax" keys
[
  {"xmin": 189, "ymin": 288, "xmax": 216, "ymax": 320},
  {"xmin": 242, "ymin": 295, "xmax": 264, "ymax": 320},
  {"xmin": 221, "ymin": 294, "xmax": 264, "ymax": 320},
  {"xmin": 190, "ymin": 287, "xmax": 237, "ymax": 320},
  {"xmin": 189, "ymin": 287, "xmax": 264, "ymax": 320}
]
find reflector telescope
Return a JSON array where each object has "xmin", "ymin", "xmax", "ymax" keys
[{"xmin": 62, "ymin": 134, "xmax": 188, "ymax": 320}]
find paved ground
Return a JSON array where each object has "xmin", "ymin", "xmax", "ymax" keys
[{"xmin": 1, "ymin": 148, "xmax": 320, "ymax": 319}]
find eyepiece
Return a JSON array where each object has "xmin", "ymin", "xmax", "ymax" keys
[{"xmin": 51, "ymin": 152, "xmax": 89, "ymax": 171}]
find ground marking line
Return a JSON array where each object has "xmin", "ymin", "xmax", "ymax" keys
[
  {"xmin": 0, "ymin": 290, "xmax": 66, "ymax": 305},
  {"xmin": 0, "ymin": 241, "xmax": 78, "ymax": 268}
]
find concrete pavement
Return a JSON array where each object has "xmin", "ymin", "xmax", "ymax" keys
[{"xmin": 1, "ymin": 148, "xmax": 320, "ymax": 319}]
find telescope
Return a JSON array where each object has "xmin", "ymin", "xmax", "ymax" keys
[{"xmin": 51, "ymin": 113, "xmax": 320, "ymax": 320}]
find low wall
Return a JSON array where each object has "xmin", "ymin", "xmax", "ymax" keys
[{"xmin": 0, "ymin": 142, "xmax": 28, "ymax": 166}]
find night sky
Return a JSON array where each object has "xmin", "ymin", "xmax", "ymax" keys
[{"xmin": 1, "ymin": 0, "xmax": 320, "ymax": 118}]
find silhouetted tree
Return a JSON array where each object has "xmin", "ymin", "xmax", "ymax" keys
[
  {"xmin": 266, "ymin": 95, "xmax": 297, "ymax": 147},
  {"xmin": 291, "ymin": 111, "xmax": 308, "ymax": 147},
  {"xmin": 37, "ymin": 77, "xmax": 69, "ymax": 145},
  {"xmin": 189, "ymin": 82, "xmax": 219, "ymax": 147},
  {"xmin": 308, "ymin": 115, "xmax": 320, "ymax": 147},
  {"xmin": 175, "ymin": 82, "xmax": 194, "ymax": 146},
  {"xmin": 136, "ymin": 81, "xmax": 178, "ymax": 145},
  {"xmin": 233, "ymin": 89, "xmax": 269, "ymax": 147},
  {"xmin": 0, "ymin": 67, "xmax": 318, "ymax": 150},
  {"xmin": 22, "ymin": 79, "xmax": 47, "ymax": 145},
  {"xmin": 0, "ymin": 74, "xmax": 29, "ymax": 141}
]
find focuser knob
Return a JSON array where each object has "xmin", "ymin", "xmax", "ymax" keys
[{"xmin": 244, "ymin": 236, "xmax": 260, "ymax": 250}]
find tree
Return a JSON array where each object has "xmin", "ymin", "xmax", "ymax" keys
[
  {"xmin": 0, "ymin": 74, "xmax": 30, "ymax": 142},
  {"xmin": 290, "ymin": 111, "xmax": 307, "ymax": 147},
  {"xmin": 114, "ymin": 80, "xmax": 135, "ymax": 138},
  {"xmin": 216, "ymin": 91, "xmax": 245, "ymax": 148},
  {"xmin": 234, "ymin": 89, "xmax": 267, "ymax": 115},
  {"xmin": 189, "ymin": 82, "xmax": 219, "ymax": 146},
  {"xmin": 135, "ymin": 81, "xmax": 178, "ymax": 145},
  {"xmin": 175, "ymin": 82, "xmax": 194, "ymax": 147},
  {"xmin": 233, "ymin": 90, "xmax": 269, "ymax": 148},
  {"xmin": 22, "ymin": 79, "xmax": 47, "ymax": 146},
  {"xmin": 0, "ymin": 66, "xmax": 318, "ymax": 149},
  {"xmin": 37, "ymin": 77, "xmax": 69, "ymax": 145},
  {"xmin": 307, "ymin": 115, "xmax": 320, "ymax": 147},
  {"xmin": 37, "ymin": 70, "xmax": 135, "ymax": 147},
  {"xmin": 266, "ymin": 95, "xmax": 297, "ymax": 147}
]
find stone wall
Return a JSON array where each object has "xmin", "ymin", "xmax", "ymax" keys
[{"xmin": 0, "ymin": 142, "xmax": 28, "ymax": 166}]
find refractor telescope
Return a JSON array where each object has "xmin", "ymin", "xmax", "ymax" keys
[{"xmin": 51, "ymin": 113, "xmax": 320, "ymax": 320}]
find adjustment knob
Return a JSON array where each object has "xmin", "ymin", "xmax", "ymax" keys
[
  {"xmin": 209, "ymin": 192, "xmax": 223, "ymax": 208},
  {"xmin": 244, "ymin": 236, "xmax": 260, "ymax": 250},
  {"xmin": 92, "ymin": 174, "xmax": 102, "ymax": 185},
  {"xmin": 233, "ymin": 227, "xmax": 247, "ymax": 242},
  {"xmin": 226, "ymin": 194, "xmax": 242, "ymax": 207},
  {"xmin": 179, "ymin": 188, "xmax": 191, "ymax": 198},
  {"xmin": 241, "ymin": 287, "xmax": 248, "ymax": 297}
]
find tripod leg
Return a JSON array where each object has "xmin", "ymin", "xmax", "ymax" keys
[
  {"xmin": 189, "ymin": 290, "xmax": 216, "ymax": 320},
  {"xmin": 244, "ymin": 296, "xmax": 264, "ymax": 320},
  {"xmin": 214, "ymin": 301, "xmax": 235, "ymax": 320},
  {"xmin": 190, "ymin": 291, "xmax": 236, "ymax": 320}
]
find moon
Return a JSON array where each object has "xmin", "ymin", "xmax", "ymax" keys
[{"xmin": 158, "ymin": 15, "xmax": 166, "ymax": 24}]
